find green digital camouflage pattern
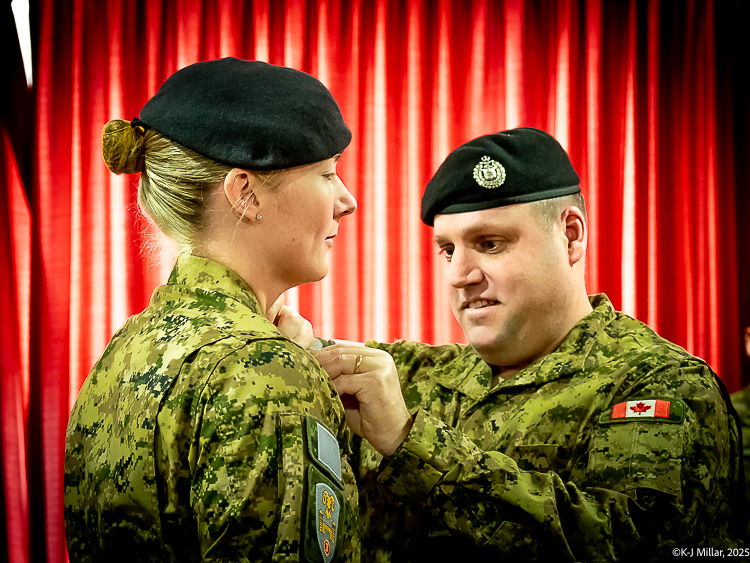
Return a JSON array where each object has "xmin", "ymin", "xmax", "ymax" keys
[
  {"xmin": 357, "ymin": 294, "xmax": 744, "ymax": 561},
  {"xmin": 731, "ymin": 385, "xmax": 750, "ymax": 541},
  {"xmin": 64, "ymin": 255, "xmax": 360, "ymax": 562}
]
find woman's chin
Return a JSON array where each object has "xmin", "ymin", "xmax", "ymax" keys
[{"xmin": 297, "ymin": 263, "xmax": 329, "ymax": 285}]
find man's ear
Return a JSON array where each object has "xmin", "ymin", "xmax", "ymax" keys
[
  {"xmin": 223, "ymin": 169, "xmax": 260, "ymax": 220},
  {"xmin": 562, "ymin": 206, "xmax": 587, "ymax": 266}
]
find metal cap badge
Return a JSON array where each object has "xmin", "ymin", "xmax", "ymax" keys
[{"xmin": 473, "ymin": 156, "xmax": 506, "ymax": 189}]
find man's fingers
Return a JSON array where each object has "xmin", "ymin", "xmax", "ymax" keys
[
  {"xmin": 317, "ymin": 352, "xmax": 368, "ymax": 380},
  {"xmin": 312, "ymin": 345, "xmax": 372, "ymax": 363},
  {"xmin": 274, "ymin": 306, "xmax": 314, "ymax": 348},
  {"xmin": 312, "ymin": 344, "xmax": 411, "ymax": 456},
  {"xmin": 331, "ymin": 372, "xmax": 364, "ymax": 397},
  {"xmin": 266, "ymin": 295, "xmax": 284, "ymax": 322}
]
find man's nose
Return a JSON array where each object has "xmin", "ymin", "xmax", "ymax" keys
[{"xmin": 446, "ymin": 248, "xmax": 483, "ymax": 288}]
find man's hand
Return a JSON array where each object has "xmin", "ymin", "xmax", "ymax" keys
[
  {"xmin": 312, "ymin": 345, "xmax": 413, "ymax": 457},
  {"xmin": 267, "ymin": 298, "xmax": 315, "ymax": 350}
]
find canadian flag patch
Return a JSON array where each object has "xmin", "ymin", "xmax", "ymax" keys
[{"xmin": 611, "ymin": 399, "xmax": 670, "ymax": 419}]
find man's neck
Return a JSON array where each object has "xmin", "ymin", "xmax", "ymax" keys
[{"xmin": 489, "ymin": 292, "xmax": 594, "ymax": 386}]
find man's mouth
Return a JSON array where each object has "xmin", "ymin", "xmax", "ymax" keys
[{"xmin": 463, "ymin": 299, "xmax": 499, "ymax": 310}]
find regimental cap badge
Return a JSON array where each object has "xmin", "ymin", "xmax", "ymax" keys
[{"xmin": 473, "ymin": 155, "xmax": 506, "ymax": 189}]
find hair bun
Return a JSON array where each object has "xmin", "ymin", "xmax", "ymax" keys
[{"xmin": 101, "ymin": 119, "xmax": 146, "ymax": 175}]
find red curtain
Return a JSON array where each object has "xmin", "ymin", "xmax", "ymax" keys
[
  {"xmin": 2, "ymin": 0, "xmax": 744, "ymax": 561},
  {"xmin": 0, "ymin": 123, "xmax": 32, "ymax": 563}
]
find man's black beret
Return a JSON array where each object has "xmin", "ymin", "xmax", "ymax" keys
[
  {"xmin": 421, "ymin": 127, "xmax": 581, "ymax": 225},
  {"xmin": 133, "ymin": 58, "xmax": 351, "ymax": 170}
]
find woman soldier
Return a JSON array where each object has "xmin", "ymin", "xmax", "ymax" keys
[{"xmin": 64, "ymin": 58, "xmax": 358, "ymax": 562}]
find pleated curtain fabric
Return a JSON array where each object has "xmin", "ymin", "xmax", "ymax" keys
[
  {"xmin": 0, "ymin": 123, "xmax": 32, "ymax": 563},
  {"xmin": 0, "ymin": 0, "xmax": 743, "ymax": 561}
]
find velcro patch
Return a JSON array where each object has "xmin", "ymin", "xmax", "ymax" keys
[
  {"xmin": 305, "ymin": 417, "xmax": 343, "ymax": 485},
  {"xmin": 598, "ymin": 398, "xmax": 687, "ymax": 425},
  {"xmin": 612, "ymin": 399, "xmax": 670, "ymax": 419}
]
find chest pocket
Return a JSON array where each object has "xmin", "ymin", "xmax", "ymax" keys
[{"xmin": 586, "ymin": 399, "xmax": 686, "ymax": 500}]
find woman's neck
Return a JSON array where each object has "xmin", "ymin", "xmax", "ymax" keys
[{"xmin": 191, "ymin": 245, "xmax": 285, "ymax": 319}]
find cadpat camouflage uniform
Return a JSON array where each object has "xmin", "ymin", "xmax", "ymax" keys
[
  {"xmin": 357, "ymin": 294, "xmax": 744, "ymax": 561},
  {"xmin": 731, "ymin": 385, "xmax": 750, "ymax": 541},
  {"xmin": 65, "ymin": 255, "xmax": 359, "ymax": 562}
]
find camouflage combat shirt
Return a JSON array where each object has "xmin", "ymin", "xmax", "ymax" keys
[
  {"xmin": 65, "ymin": 255, "xmax": 359, "ymax": 562},
  {"xmin": 731, "ymin": 385, "xmax": 750, "ymax": 541},
  {"xmin": 358, "ymin": 294, "xmax": 744, "ymax": 561}
]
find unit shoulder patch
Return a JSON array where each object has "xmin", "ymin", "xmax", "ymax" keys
[{"xmin": 304, "ymin": 465, "xmax": 344, "ymax": 563}]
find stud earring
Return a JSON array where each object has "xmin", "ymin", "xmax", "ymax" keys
[{"xmin": 255, "ymin": 214, "xmax": 262, "ymax": 222}]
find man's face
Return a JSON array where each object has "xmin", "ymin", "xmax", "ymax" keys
[{"xmin": 433, "ymin": 203, "xmax": 574, "ymax": 371}]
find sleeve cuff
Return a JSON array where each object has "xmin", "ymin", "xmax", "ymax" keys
[{"xmin": 377, "ymin": 409, "xmax": 480, "ymax": 504}]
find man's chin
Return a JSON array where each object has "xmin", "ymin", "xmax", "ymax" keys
[
  {"xmin": 466, "ymin": 334, "xmax": 501, "ymax": 359},
  {"xmin": 465, "ymin": 328, "xmax": 515, "ymax": 363}
]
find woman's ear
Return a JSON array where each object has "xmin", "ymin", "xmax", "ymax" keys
[
  {"xmin": 223, "ymin": 169, "xmax": 260, "ymax": 221},
  {"xmin": 562, "ymin": 206, "xmax": 587, "ymax": 266}
]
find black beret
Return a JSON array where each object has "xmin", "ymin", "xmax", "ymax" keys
[
  {"xmin": 421, "ymin": 127, "xmax": 581, "ymax": 225},
  {"xmin": 133, "ymin": 58, "xmax": 351, "ymax": 170}
]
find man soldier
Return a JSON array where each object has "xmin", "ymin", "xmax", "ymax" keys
[{"xmin": 310, "ymin": 128, "xmax": 745, "ymax": 560}]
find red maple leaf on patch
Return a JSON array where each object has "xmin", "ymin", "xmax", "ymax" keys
[{"xmin": 630, "ymin": 402, "xmax": 652, "ymax": 415}]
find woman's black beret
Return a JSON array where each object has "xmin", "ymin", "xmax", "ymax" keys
[{"xmin": 133, "ymin": 58, "xmax": 351, "ymax": 170}]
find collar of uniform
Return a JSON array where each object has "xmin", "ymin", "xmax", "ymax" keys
[
  {"xmin": 433, "ymin": 346, "xmax": 494, "ymax": 400},
  {"xmin": 494, "ymin": 293, "xmax": 616, "ymax": 389},
  {"xmin": 166, "ymin": 253, "xmax": 265, "ymax": 317}
]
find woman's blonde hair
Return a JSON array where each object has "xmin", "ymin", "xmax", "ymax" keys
[{"xmin": 102, "ymin": 119, "xmax": 283, "ymax": 252}]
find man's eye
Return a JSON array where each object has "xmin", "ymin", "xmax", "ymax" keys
[
  {"xmin": 439, "ymin": 247, "xmax": 454, "ymax": 261},
  {"xmin": 481, "ymin": 240, "xmax": 501, "ymax": 252}
]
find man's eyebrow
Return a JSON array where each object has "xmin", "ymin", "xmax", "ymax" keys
[{"xmin": 433, "ymin": 222, "xmax": 498, "ymax": 244}]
